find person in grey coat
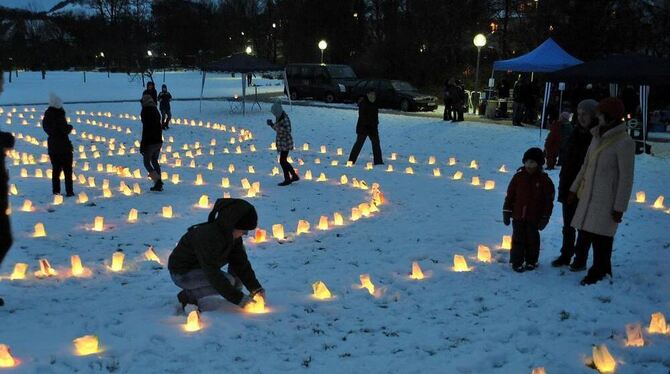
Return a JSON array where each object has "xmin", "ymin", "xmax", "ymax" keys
[
  {"xmin": 568, "ymin": 97, "xmax": 635, "ymax": 285},
  {"xmin": 267, "ymin": 102, "xmax": 298, "ymax": 186}
]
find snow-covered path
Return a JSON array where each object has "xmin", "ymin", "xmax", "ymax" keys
[{"xmin": 0, "ymin": 96, "xmax": 669, "ymax": 373}]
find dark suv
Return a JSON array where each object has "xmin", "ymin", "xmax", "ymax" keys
[
  {"xmin": 285, "ymin": 64, "xmax": 358, "ymax": 103},
  {"xmin": 350, "ymin": 79, "xmax": 438, "ymax": 112}
]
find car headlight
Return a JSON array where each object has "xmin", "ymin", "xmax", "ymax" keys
[{"xmin": 338, "ymin": 84, "xmax": 346, "ymax": 93}]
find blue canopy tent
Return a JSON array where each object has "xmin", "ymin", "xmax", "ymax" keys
[{"xmin": 492, "ymin": 38, "xmax": 582, "ymax": 139}]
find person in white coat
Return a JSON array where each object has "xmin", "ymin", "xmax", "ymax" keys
[{"xmin": 568, "ymin": 97, "xmax": 635, "ymax": 285}]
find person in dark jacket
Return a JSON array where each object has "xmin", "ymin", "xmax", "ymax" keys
[
  {"xmin": 267, "ymin": 102, "xmax": 299, "ymax": 186},
  {"xmin": 544, "ymin": 111, "xmax": 572, "ymax": 170},
  {"xmin": 503, "ymin": 147, "xmax": 555, "ymax": 272},
  {"xmin": 42, "ymin": 93, "xmax": 74, "ymax": 196},
  {"xmin": 158, "ymin": 84, "xmax": 172, "ymax": 129},
  {"xmin": 443, "ymin": 78, "xmax": 455, "ymax": 121},
  {"xmin": 168, "ymin": 198, "xmax": 265, "ymax": 310},
  {"xmin": 142, "ymin": 81, "xmax": 158, "ymax": 104},
  {"xmin": 0, "ymin": 70, "xmax": 16, "ymax": 307},
  {"xmin": 140, "ymin": 95, "xmax": 164, "ymax": 191},
  {"xmin": 348, "ymin": 90, "xmax": 383, "ymax": 165},
  {"xmin": 551, "ymin": 99, "xmax": 598, "ymax": 270},
  {"xmin": 451, "ymin": 80, "xmax": 465, "ymax": 122}
]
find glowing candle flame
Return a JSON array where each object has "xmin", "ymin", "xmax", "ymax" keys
[
  {"xmin": 312, "ymin": 281, "xmax": 332, "ymax": 299},
  {"xmin": 171, "ymin": 174, "xmax": 180, "ymax": 184},
  {"xmin": 408, "ymin": 155, "xmax": 416, "ymax": 164},
  {"xmin": 73, "ymin": 335, "xmax": 100, "ymax": 356},
  {"xmin": 469, "ymin": 160, "xmax": 479, "ymax": 169},
  {"xmin": 184, "ymin": 310, "xmax": 202, "ymax": 332},
  {"xmin": 359, "ymin": 274, "xmax": 375, "ymax": 295},
  {"xmin": 221, "ymin": 178, "xmax": 230, "ymax": 188},
  {"xmin": 477, "ymin": 245, "xmax": 492, "ymax": 263},
  {"xmin": 228, "ymin": 164, "xmax": 235, "ymax": 173},
  {"xmin": 453, "ymin": 255, "xmax": 471, "ymax": 272},
  {"xmin": 410, "ymin": 261, "xmax": 424, "ymax": 280},
  {"xmin": 111, "ymin": 251, "xmax": 124, "ymax": 272}
]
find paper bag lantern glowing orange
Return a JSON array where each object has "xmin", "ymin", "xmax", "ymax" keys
[
  {"xmin": 252, "ymin": 182, "xmax": 261, "ymax": 194},
  {"xmin": 340, "ymin": 175, "xmax": 348, "ymax": 185},
  {"xmin": 433, "ymin": 168, "xmax": 441, "ymax": 177},
  {"xmin": 127, "ymin": 208, "xmax": 138, "ymax": 223},
  {"xmin": 448, "ymin": 157, "xmax": 457, "ymax": 166},
  {"xmin": 184, "ymin": 310, "xmax": 202, "ymax": 332},
  {"xmin": 652, "ymin": 195, "xmax": 665, "ymax": 209},
  {"xmin": 477, "ymin": 245, "xmax": 492, "ymax": 263},
  {"xmin": 302, "ymin": 143, "xmax": 309, "ymax": 151},
  {"xmin": 501, "ymin": 235, "xmax": 512, "ymax": 250},
  {"xmin": 499, "ymin": 165, "xmax": 508, "ymax": 173},
  {"xmin": 198, "ymin": 195, "xmax": 209, "ymax": 208},
  {"xmin": 592, "ymin": 344, "xmax": 616, "ymax": 373},
  {"xmin": 405, "ymin": 167, "xmax": 414, "ymax": 174},
  {"xmin": 111, "ymin": 251, "xmax": 124, "ymax": 272},
  {"xmin": 244, "ymin": 294, "xmax": 268, "ymax": 314},
  {"xmin": 20, "ymin": 199, "xmax": 34, "ymax": 212},
  {"xmin": 248, "ymin": 165, "xmax": 255, "ymax": 174},
  {"xmin": 92, "ymin": 216, "xmax": 104, "ymax": 232},
  {"xmin": 318, "ymin": 216, "xmax": 329, "ymax": 230},
  {"xmin": 531, "ymin": 368, "xmax": 546, "ymax": 374},
  {"xmin": 333, "ymin": 212, "xmax": 344, "ymax": 226},
  {"xmin": 241, "ymin": 178, "xmax": 251, "ymax": 190},
  {"xmin": 452, "ymin": 171, "xmax": 463, "ymax": 180},
  {"xmin": 386, "ymin": 165, "xmax": 394, "ymax": 172},
  {"xmin": 195, "ymin": 174, "xmax": 204, "ymax": 185},
  {"xmin": 254, "ymin": 229, "xmax": 267, "ymax": 243},
  {"xmin": 102, "ymin": 188, "xmax": 112, "ymax": 198},
  {"xmin": 408, "ymin": 155, "xmax": 417, "ymax": 164},
  {"xmin": 10, "ymin": 263, "xmax": 28, "ymax": 280},
  {"xmin": 359, "ymin": 274, "xmax": 375, "ymax": 295},
  {"xmin": 358, "ymin": 203, "xmax": 371, "ymax": 217},
  {"xmin": 471, "ymin": 176, "xmax": 480, "ymax": 186},
  {"xmin": 70, "ymin": 255, "xmax": 86, "ymax": 277},
  {"xmin": 410, "ymin": 262, "xmax": 424, "ymax": 280},
  {"xmin": 171, "ymin": 174, "xmax": 180, "ymax": 184},
  {"xmin": 453, "ymin": 255, "xmax": 470, "ymax": 272},
  {"xmin": 428, "ymin": 156, "xmax": 436, "ymax": 165},
  {"xmin": 77, "ymin": 192, "xmax": 89, "ymax": 204},
  {"xmin": 350, "ymin": 207, "xmax": 361, "ymax": 221},
  {"xmin": 162, "ymin": 206, "xmax": 173, "ymax": 218},
  {"xmin": 296, "ymin": 220, "xmax": 310, "ymax": 235},
  {"xmin": 312, "ymin": 281, "xmax": 332, "ymax": 299},
  {"xmin": 228, "ymin": 164, "xmax": 235, "ymax": 173},
  {"xmin": 144, "ymin": 247, "xmax": 161, "ymax": 264},
  {"xmin": 73, "ymin": 335, "xmax": 100, "ymax": 356},
  {"xmin": 484, "ymin": 180, "xmax": 495, "ymax": 190},
  {"xmin": 320, "ymin": 145, "xmax": 327, "ymax": 154},
  {"xmin": 648, "ymin": 312, "xmax": 669, "ymax": 334},
  {"xmin": 625, "ymin": 323, "xmax": 644, "ymax": 347},
  {"xmin": 469, "ymin": 160, "xmax": 479, "ymax": 169},
  {"xmin": 271, "ymin": 167, "xmax": 280, "ymax": 176},
  {"xmin": 337, "ymin": 148, "xmax": 343, "ymax": 156},
  {"xmin": 272, "ymin": 224, "xmax": 285, "ymax": 240},
  {"xmin": 317, "ymin": 173, "xmax": 327, "ymax": 182},
  {"xmin": 635, "ymin": 191, "xmax": 646, "ymax": 203},
  {"xmin": 0, "ymin": 344, "xmax": 18, "ymax": 368},
  {"xmin": 390, "ymin": 152, "xmax": 397, "ymax": 160},
  {"xmin": 33, "ymin": 223, "xmax": 47, "ymax": 237},
  {"xmin": 35, "ymin": 258, "xmax": 57, "ymax": 277}
]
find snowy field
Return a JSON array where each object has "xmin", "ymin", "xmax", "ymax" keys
[
  {"xmin": 0, "ymin": 73, "xmax": 669, "ymax": 373},
  {"xmin": 0, "ymin": 71, "xmax": 283, "ymax": 105}
]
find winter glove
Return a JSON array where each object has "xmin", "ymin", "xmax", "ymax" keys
[
  {"xmin": 266, "ymin": 119, "xmax": 274, "ymax": 127},
  {"xmin": 238, "ymin": 295, "xmax": 253, "ymax": 309},
  {"xmin": 538, "ymin": 217, "xmax": 549, "ymax": 231},
  {"xmin": 503, "ymin": 211, "xmax": 512, "ymax": 226},
  {"xmin": 612, "ymin": 210, "xmax": 623, "ymax": 223},
  {"xmin": 566, "ymin": 192, "xmax": 578, "ymax": 205},
  {"xmin": 250, "ymin": 288, "xmax": 265, "ymax": 300}
]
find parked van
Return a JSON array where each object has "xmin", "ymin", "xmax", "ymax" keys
[{"xmin": 285, "ymin": 63, "xmax": 358, "ymax": 103}]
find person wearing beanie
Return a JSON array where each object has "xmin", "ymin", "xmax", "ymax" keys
[
  {"xmin": 140, "ymin": 94, "xmax": 164, "ymax": 191},
  {"xmin": 0, "ymin": 68, "xmax": 16, "ymax": 307},
  {"xmin": 42, "ymin": 93, "xmax": 75, "ymax": 197},
  {"xmin": 168, "ymin": 199, "xmax": 264, "ymax": 311},
  {"xmin": 157, "ymin": 84, "xmax": 172, "ymax": 129},
  {"xmin": 142, "ymin": 81, "xmax": 158, "ymax": 104},
  {"xmin": 567, "ymin": 97, "xmax": 635, "ymax": 285},
  {"xmin": 348, "ymin": 89, "xmax": 384, "ymax": 165},
  {"xmin": 267, "ymin": 101, "xmax": 298, "ymax": 186},
  {"xmin": 544, "ymin": 111, "xmax": 573, "ymax": 170},
  {"xmin": 551, "ymin": 99, "xmax": 599, "ymax": 270},
  {"xmin": 503, "ymin": 147, "xmax": 555, "ymax": 272}
]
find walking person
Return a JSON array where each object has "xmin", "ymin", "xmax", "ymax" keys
[
  {"xmin": 568, "ymin": 98, "xmax": 635, "ymax": 285},
  {"xmin": 158, "ymin": 84, "xmax": 172, "ymax": 129},
  {"xmin": 551, "ymin": 100, "xmax": 599, "ymax": 270},
  {"xmin": 140, "ymin": 95, "xmax": 164, "ymax": 192},
  {"xmin": 443, "ymin": 78, "xmax": 455, "ymax": 121},
  {"xmin": 168, "ymin": 198, "xmax": 265, "ymax": 311},
  {"xmin": 267, "ymin": 102, "xmax": 298, "ymax": 186},
  {"xmin": 503, "ymin": 147, "xmax": 555, "ymax": 272},
  {"xmin": 0, "ymin": 69, "xmax": 16, "ymax": 307},
  {"xmin": 348, "ymin": 90, "xmax": 383, "ymax": 165},
  {"xmin": 42, "ymin": 93, "xmax": 74, "ymax": 197}
]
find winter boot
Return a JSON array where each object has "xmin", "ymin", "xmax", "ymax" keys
[
  {"xmin": 512, "ymin": 263, "xmax": 525, "ymax": 273},
  {"xmin": 569, "ymin": 261, "xmax": 587, "ymax": 272},
  {"xmin": 551, "ymin": 256, "xmax": 571, "ymax": 268},
  {"xmin": 291, "ymin": 174, "xmax": 300, "ymax": 182},
  {"xmin": 150, "ymin": 180, "xmax": 164, "ymax": 192},
  {"xmin": 0, "ymin": 297, "xmax": 4, "ymax": 307},
  {"xmin": 524, "ymin": 263, "xmax": 538, "ymax": 271},
  {"xmin": 278, "ymin": 180, "xmax": 292, "ymax": 186}
]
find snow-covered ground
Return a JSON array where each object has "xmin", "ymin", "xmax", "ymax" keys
[
  {"xmin": 0, "ymin": 71, "xmax": 283, "ymax": 105},
  {"xmin": 0, "ymin": 73, "xmax": 669, "ymax": 373}
]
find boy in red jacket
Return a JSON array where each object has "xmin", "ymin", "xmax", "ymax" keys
[{"xmin": 503, "ymin": 148, "xmax": 555, "ymax": 272}]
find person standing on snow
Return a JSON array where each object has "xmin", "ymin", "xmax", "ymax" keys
[
  {"xmin": 168, "ymin": 198, "xmax": 265, "ymax": 311},
  {"xmin": 568, "ymin": 97, "xmax": 635, "ymax": 285},
  {"xmin": 544, "ymin": 111, "xmax": 572, "ymax": 170},
  {"xmin": 142, "ymin": 81, "xmax": 158, "ymax": 104},
  {"xmin": 0, "ymin": 69, "xmax": 16, "ymax": 307},
  {"xmin": 140, "ymin": 95, "xmax": 164, "ymax": 192},
  {"xmin": 551, "ymin": 100, "xmax": 599, "ymax": 271},
  {"xmin": 42, "ymin": 93, "xmax": 75, "ymax": 197},
  {"xmin": 503, "ymin": 147, "xmax": 555, "ymax": 272},
  {"xmin": 158, "ymin": 84, "xmax": 172, "ymax": 129},
  {"xmin": 267, "ymin": 102, "xmax": 299, "ymax": 186},
  {"xmin": 443, "ymin": 78, "xmax": 455, "ymax": 121},
  {"xmin": 348, "ymin": 89, "xmax": 384, "ymax": 165}
]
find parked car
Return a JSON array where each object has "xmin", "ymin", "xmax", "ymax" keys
[
  {"xmin": 349, "ymin": 79, "xmax": 438, "ymax": 112},
  {"xmin": 285, "ymin": 63, "xmax": 358, "ymax": 103}
]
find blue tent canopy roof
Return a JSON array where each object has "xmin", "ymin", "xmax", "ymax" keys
[{"xmin": 492, "ymin": 38, "xmax": 582, "ymax": 73}]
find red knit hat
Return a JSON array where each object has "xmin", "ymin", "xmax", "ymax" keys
[{"xmin": 597, "ymin": 97, "xmax": 625, "ymax": 122}]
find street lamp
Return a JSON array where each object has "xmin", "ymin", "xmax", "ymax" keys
[
  {"xmin": 245, "ymin": 46, "xmax": 253, "ymax": 55},
  {"xmin": 147, "ymin": 50, "xmax": 153, "ymax": 57},
  {"xmin": 318, "ymin": 40, "xmax": 328, "ymax": 64},
  {"xmin": 473, "ymin": 34, "xmax": 487, "ymax": 92}
]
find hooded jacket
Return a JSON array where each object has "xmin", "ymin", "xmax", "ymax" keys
[
  {"xmin": 356, "ymin": 97, "xmax": 379, "ymax": 136},
  {"xmin": 168, "ymin": 199, "xmax": 262, "ymax": 304},
  {"xmin": 140, "ymin": 99, "xmax": 163, "ymax": 152},
  {"xmin": 42, "ymin": 107, "xmax": 73, "ymax": 154}
]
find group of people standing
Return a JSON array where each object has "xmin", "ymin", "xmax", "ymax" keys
[
  {"xmin": 512, "ymin": 76, "xmax": 541, "ymax": 126},
  {"xmin": 503, "ymin": 97, "xmax": 635, "ymax": 285},
  {"xmin": 442, "ymin": 78, "xmax": 466, "ymax": 122}
]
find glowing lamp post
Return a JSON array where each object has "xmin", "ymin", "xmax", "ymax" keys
[
  {"xmin": 473, "ymin": 33, "xmax": 487, "ymax": 93},
  {"xmin": 245, "ymin": 46, "xmax": 253, "ymax": 55},
  {"xmin": 318, "ymin": 40, "xmax": 328, "ymax": 64}
]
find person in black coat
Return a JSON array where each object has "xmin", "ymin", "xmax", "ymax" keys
[
  {"xmin": 348, "ymin": 90, "xmax": 383, "ymax": 165},
  {"xmin": 443, "ymin": 78, "xmax": 455, "ymax": 121},
  {"xmin": 551, "ymin": 99, "xmax": 599, "ymax": 270},
  {"xmin": 142, "ymin": 81, "xmax": 158, "ymax": 104},
  {"xmin": 158, "ymin": 84, "xmax": 172, "ymax": 129},
  {"xmin": 449, "ymin": 80, "xmax": 465, "ymax": 122},
  {"xmin": 42, "ymin": 93, "xmax": 74, "ymax": 196},
  {"xmin": 140, "ymin": 95, "xmax": 164, "ymax": 191},
  {"xmin": 0, "ymin": 70, "xmax": 15, "ymax": 307}
]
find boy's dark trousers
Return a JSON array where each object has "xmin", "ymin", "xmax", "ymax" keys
[{"xmin": 510, "ymin": 220, "xmax": 540, "ymax": 266}]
